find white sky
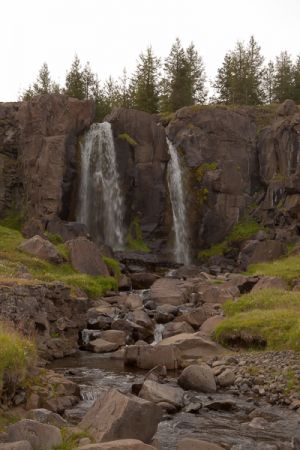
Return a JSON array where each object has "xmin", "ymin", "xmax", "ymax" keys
[{"xmin": 1, "ymin": 0, "xmax": 300, "ymax": 101}]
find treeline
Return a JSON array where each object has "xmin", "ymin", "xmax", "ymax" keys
[{"xmin": 22, "ymin": 36, "xmax": 300, "ymax": 119}]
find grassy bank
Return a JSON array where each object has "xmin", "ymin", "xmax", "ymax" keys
[
  {"xmin": 247, "ymin": 252, "xmax": 300, "ymax": 282},
  {"xmin": 0, "ymin": 322, "xmax": 36, "ymax": 398},
  {"xmin": 215, "ymin": 289, "xmax": 300, "ymax": 351},
  {"xmin": 0, "ymin": 224, "xmax": 117, "ymax": 297}
]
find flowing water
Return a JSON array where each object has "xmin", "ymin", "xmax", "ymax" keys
[
  {"xmin": 50, "ymin": 352, "xmax": 298, "ymax": 450},
  {"xmin": 77, "ymin": 122, "xmax": 124, "ymax": 249},
  {"xmin": 167, "ymin": 139, "xmax": 191, "ymax": 265}
]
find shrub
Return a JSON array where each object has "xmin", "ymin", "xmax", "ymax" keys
[{"xmin": 103, "ymin": 256, "xmax": 121, "ymax": 281}]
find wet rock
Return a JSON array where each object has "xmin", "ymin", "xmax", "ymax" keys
[
  {"xmin": 124, "ymin": 294, "xmax": 143, "ymax": 310},
  {"xmin": 204, "ymin": 399, "xmax": 237, "ymax": 411},
  {"xmin": 174, "ymin": 307, "xmax": 209, "ymax": 328},
  {"xmin": 79, "ymin": 388, "xmax": 162, "ymax": 443},
  {"xmin": 139, "ymin": 380, "xmax": 184, "ymax": 409},
  {"xmin": 125, "ymin": 344, "xmax": 180, "ymax": 370},
  {"xmin": 75, "ymin": 439, "xmax": 156, "ymax": 449},
  {"xmin": 131, "ymin": 310, "xmax": 153, "ymax": 330},
  {"xmin": 184, "ymin": 401, "xmax": 202, "ymax": 413},
  {"xmin": 176, "ymin": 438, "xmax": 225, "ymax": 449},
  {"xmin": 87, "ymin": 306, "xmax": 119, "ymax": 330},
  {"xmin": 26, "ymin": 408, "xmax": 67, "ymax": 427},
  {"xmin": 178, "ymin": 364, "xmax": 217, "ymax": 393},
  {"xmin": 88, "ymin": 338, "xmax": 120, "ymax": 353},
  {"xmin": 66, "ymin": 237, "xmax": 109, "ymax": 276},
  {"xmin": 100, "ymin": 330, "xmax": 127, "ymax": 346},
  {"xmin": 216, "ymin": 369, "xmax": 235, "ymax": 387},
  {"xmin": 7, "ymin": 420, "xmax": 62, "ymax": 450},
  {"xmin": 18, "ymin": 236, "xmax": 63, "ymax": 264}
]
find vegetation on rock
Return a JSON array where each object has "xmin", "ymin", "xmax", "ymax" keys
[
  {"xmin": 118, "ymin": 132, "xmax": 138, "ymax": 146},
  {"xmin": 247, "ymin": 252, "xmax": 300, "ymax": 282},
  {"xmin": 126, "ymin": 217, "xmax": 150, "ymax": 252},
  {"xmin": 198, "ymin": 218, "xmax": 261, "ymax": 260},
  {"xmin": 0, "ymin": 225, "xmax": 117, "ymax": 297}
]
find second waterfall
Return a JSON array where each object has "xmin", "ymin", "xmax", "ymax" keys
[
  {"xmin": 167, "ymin": 138, "xmax": 191, "ymax": 265},
  {"xmin": 77, "ymin": 122, "xmax": 125, "ymax": 250}
]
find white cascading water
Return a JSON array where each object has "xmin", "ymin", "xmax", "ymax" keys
[
  {"xmin": 77, "ymin": 122, "xmax": 124, "ymax": 249},
  {"xmin": 167, "ymin": 138, "xmax": 191, "ymax": 265}
]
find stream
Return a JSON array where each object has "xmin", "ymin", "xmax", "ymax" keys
[{"xmin": 50, "ymin": 351, "xmax": 300, "ymax": 450}]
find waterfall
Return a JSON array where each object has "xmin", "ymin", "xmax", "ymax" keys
[
  {"xmin": 167, "ymin": 138, "xmax": 191, "ymax": 265},
  {"xmin": 77, "ymin": 122, "xmax": 124, "ymax": 249},
  {"xmin": 152, "ymin": 324, "xmax": 165, "ymax": 345}
]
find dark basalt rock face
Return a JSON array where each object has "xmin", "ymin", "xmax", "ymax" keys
[
  {"xmin": 257, "ymin": 100, "xmax": 300, "ymax": 228},
  {"xmin": 0, "ymin": 94, "xmax": 95, "ymax": 235},
  {"xmin": 166, "ymin": 106, "xmax": 258, "ymax": 250},
  {"xmin": 105, "ymin": 108, "xmax": 171, "ymax": 252}
]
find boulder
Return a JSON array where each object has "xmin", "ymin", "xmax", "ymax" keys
[
  {"xmin": 130, "ymin": 273, "xmax": 160, "ymax": 290},
  {"xmin": 150, "ymin": 278, "xmax": 185, "ymax": 306},
  {"xmin": 178, "ymin": 364, "xmax": 217, "ymax": 393},
  {"xmin": 7, "ymin": 420, "xmax": 62, "ymax": 450},
  {"xmin": 176, "ymin": 438, "xmax": 225, "ymax": 450},
  {"xmin": 18, "ymin": 235, "xmax": 63, "ymax": 264},
  {"xmin": 125, "ymin": 344, "xmax": 181, "ymax": 370},
  {"xmin": 200, "ymin": 316, "xmax": 224, "ymax": 336},
  {"xmin": 216, "ymin": 369, "xmax": 235, "ymax": 387},
  {"xmin": 158, "ymin": 333, "xmax": 226, "ymax": 361},
  {"xmin": 76, "ymin": 439, "xmax": 156, "ymax": 449},
  {"xmin": 26, "ymin": 408, "xmax": 67, "ymax": 427},
  {"xmin": 88, "ymin": 338, "xmax": 120, "ymax": 353},
  {"xmin": 79, "ymin": 388, "xmax": 162, "ymax": 443},
  {"xmin": 0, "ymin": 443, "xmax": 33, "ymax": 450},
  {"xmin": 131, "ymin": 310, "xmax": 153, "ymax": 329},
  {"xmin": 46, "ymin": 218, "xmax": 89, "ymax": 242},
  {"xmin": 100, "ymin": 330, "xmax": 126, "ymax": 346},
  {"xmin": 174, "ymin": 307, "xmax": 209, "ymax": 328},
  {"xmin": 163, "ymin": 322, "xmax": 194, "ymax": 338},
  {"xmin": 139, "ymin": 380, "xmax": 184, "ymax": 409},
  {"xmin": 66, "ymin": 237, "xmax": 109, "ymax": 276},
  {"xmin": 87, "ymin": 306, "xmax": 119, "ymax": 330},
  {"xmin": 251, "ymin": 276, "xmax": 288, "ymax": 292},
  {"xmin": 112, "ymin": 319, "xmax": 153, "ymax": 342},
  {"xmin": 238, "ymin": 240, "xmax": 285, "ymax": 270},
  {"xmin": 124, "ymin": 294, "xmax": 143, "ymax": 310}
]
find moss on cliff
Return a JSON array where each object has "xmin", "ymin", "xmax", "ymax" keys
[
  {"xmin": 126, "ymin": 217, "xmax": 150, "ymax": 252},
  {"xmin": 198, "ymin": 217, "xmax": 261, "ymax": 260},
  {"xmin": 118, "ymin": 132, "xmax": 138, "ymax": 146}
]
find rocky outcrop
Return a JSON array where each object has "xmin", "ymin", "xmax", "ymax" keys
[
  {"xmin": 7, "ymin": 420, "xmax": 62, "ymax": 450},
  {"xmin": 106, "ymin": 108, "xmax": 170, "ymax": 252},
  {"xmin": 0, "ymin": 95, "xmax": 94, "ymax": 233},
  {"xmin": 0, "ymin": 280, "xmax": 88, "ymax": 359},
  {"xmin": 18, "ymin": 235, "xmax": 63, "ymax": 264},
  {"xmin": 66, "ymin": 237, "xmax": 109, "ymax": 276}
]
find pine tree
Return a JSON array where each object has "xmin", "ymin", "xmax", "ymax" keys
[
  {"xmin": 273, "ymin": 51, "xmax": 294, "ymax": 102},
  {"xmin": 262, "ymin": 61, "xmax": 276, "ymax": 103},
  {"xmin": 65, "ymin": 55, "xmax": 85, "ymax": 100},
  {"xmin": 214, "ymin": 36, "xmax": 265, "ymax": 105},
  {"xmin": 21, "ymin": 63, "xmax": 60, "ymax": 99},
  {"xmin": 131, "ymin": 47, "xmax": 161, "ymax": 113},
  {"xmin": 186, "ymin": 42, "xmax": 207, "ymax": 104},
  {"xmin": 292, "ymin": 55, "xmax": 300, "ymax": 103},
  {"xmin": 119, "ymin": 68, "xmax": 133, "ymax": 109}
]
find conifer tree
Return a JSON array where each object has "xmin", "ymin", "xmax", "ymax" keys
[
  {"xmin": 273, "ymin": 51, "xmax": 294, "ymax": 102},
  {"xmin": 131, "ymin": 47, "xmax": 160, "ymax": 113},
  {"xmin": 262, "ymin": 61, "xmax": 276, "ymax": 103},
  {"xmin": 22, "ymin": 63, "xmax": 60, "ymax": 99},
  {"xmin": 65, "ymin": 55, "xmax": 85, "ymax": 100},
  {"xmin": 292, "ymin": 55, "xmax": 300, "ymax": 103}
]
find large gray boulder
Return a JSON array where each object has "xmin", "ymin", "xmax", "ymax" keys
[
  {"xmin": 79, "ymin": 388, "xmax": 162, "ymax": 443},
  {"xmin": 139, "ymin": 380, "xmax": 184, "ymax": 409},
  {"xmin": 18, "ymin": 235, "xmax": 63, "ymax": 264},
  {"xmin": 66, "ymin": 237, "xmax": 109, "ymax": 276},
  {"xmin": 7, "ymin": 420, "xmax": 62, "ymax": 450},
  {"xmin": 178, "ymin": 364, "xmax": 217, "ymax": 393}
]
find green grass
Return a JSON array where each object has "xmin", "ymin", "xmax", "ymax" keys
[
  {"xmin": 215, "ymin": 288, "xmax": 300, "ymax": 351},
  {"xmin": 198, "ymin": 217, "xmax": 261, "ymax": 260},
  {"xmin": 0, "ymin": 210, "xmax": 23, "ymax": 231},
  {"xmin": 0, "ymin": 225, "xmax": 117, "ymax": 297},
  {"xmin": 103, "ymin": 256, "xmax": 121, "ymax": 281},
  {"xmin": 54, "ymin": 429, "xmax": 92, "ymax": 450},
  {"xmin": 118, "ymin": 133, "xmax": 138, "ymax": 146},
  {"xmin": 247, "ymin": 253, "xmax": 300, "ymax": 282},
  {"xmin": 126, "ymin": 217, "xmax": 150, "ymax": 253},
  {"xmin": 0, "ymin": 322, "xmax": 36, "ymax": 397}
]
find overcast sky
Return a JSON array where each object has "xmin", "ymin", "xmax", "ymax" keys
[{"xmin": 1, "ymin": 0, "xmax": 300, "ymax": 102}]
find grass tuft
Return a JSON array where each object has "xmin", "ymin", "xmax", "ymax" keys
[{"xmin": 247, "ymin": 252, "xmax": 300, "ymax": 282}]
